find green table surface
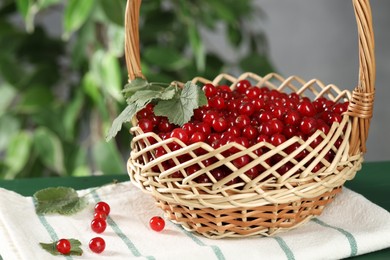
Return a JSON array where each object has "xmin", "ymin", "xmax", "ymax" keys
[{"xmin": 0, "ymin": 161, "xmax": 389, "ymax": 259}]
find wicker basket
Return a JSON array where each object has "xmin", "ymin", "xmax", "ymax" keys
[{"xmin": 125, "ymin": 0, "xmax": 375, "ymax": 238}]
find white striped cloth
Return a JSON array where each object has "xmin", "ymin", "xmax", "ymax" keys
[{"xmin": 1, "ymin": 181, "xmax": 389, "ymax": 260}]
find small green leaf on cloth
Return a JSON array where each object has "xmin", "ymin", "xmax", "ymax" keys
[
  {"xmin": 33, "ymin": 187, "xmax": 87, "ymax": 215},
  {"xmin": 40, "ymin": 239, "xmax": 83, "ymax": 256},
  {"xmin": 154, "ymin": 81, "xmax": 207, "ymax": 126}
]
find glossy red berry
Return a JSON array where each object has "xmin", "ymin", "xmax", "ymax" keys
[
  {"xmin": 138, "ymin": 118, "xmax": 154, "ymax": 133},
  {"xmin": 202, "ymin": 83, "xmax": 217, "ymax": 97},
  {"xmin": 297, "ymin": 100, "xmax": 317, "ymax": 117},
  {"xmin": 89, "ymin": 237, "xmax": 106, "ymax": 254},
  {"xmin": 91, "ymin": 218, "xmax": 107, "ymax": 233},
  {"xmin": 94, "ymin": 211, "xmax": 107, "ymax": 220},
  {"xmin": 299, "ymin": 117, "xmax": 318, "ymax": 135},
  {"xmin": 95, "ymin": 202, "xmax": 110, "ymax": 216},
  {"xmin": 270, "ymin": 133, "xmax": 286, "ymax": 146},
  {"xmin": 56, "ymin": 239, "xmax": 71, "ymax": 255},
  {"xmin": 212, "ymin": 117, "xmax": 228, "ymax": 132},
  {"xmin": 150, "ymin": 216, "xmax": 165, "ymax": 232},
  {"xmin": 189, "ymin": 132, "xmax": 206, "ymax": 144},
  {"xmin": 170, "ymin": 128, "xmax": 189, "ymax": 144},
  {"xmin": 236, "ymin": 79, "xmax": 251, "ymax": 94}
]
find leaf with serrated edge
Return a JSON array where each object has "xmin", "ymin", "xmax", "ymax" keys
[
  {"xmin": 33, "ymin": 187, "xmax": 86, "ymax": 215},
  {"xmin": 106, "ymin": 104, "xmax": 140, "ymax": 141},
  {"xmin": 107, "ymin": 85, "xmax": 177, "ymax": 141},
  {"xmin": 40, "ymin": 239, "xmax": 83, "ymax": 256},
  {"xmin": 154, "ymin": 82, "xmax": 205, "ymax": 126},
  {"xmin": 122, "ymin": 78, "xmax": 149, "ymax": 98}
]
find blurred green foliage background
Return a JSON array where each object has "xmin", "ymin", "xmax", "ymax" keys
[{"xmin": 0, "ymin": 0, "xmax": 273, "ymax": 179}]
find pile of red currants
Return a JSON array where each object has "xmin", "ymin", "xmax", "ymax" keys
[{"xmin": 136, "ymin": 79, "xmax": 349, "ymax": 184}]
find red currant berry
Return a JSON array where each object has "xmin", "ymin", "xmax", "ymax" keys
[
  {"xmin": 233, "ymin": 155, "xmax": 251, "ymax": 168},
  {"xmin": 202, "ymin": 83, "xmax": 217, "ymax": 97},
  {"xmin": 158, "ymin": 118, "xmax": 174, "ymax": 132},
  {"xmin": 271, "ymin": 106, "xmax": 287, "ymax": 120},
  {"xmin": 239, "ymin": 102, "xmax": 255, "ymax": 116},
  {"xmin": 226, "ymin": 126, "xmax": 241, "ymax": 137},
  {"xmin": 246, "ymin": 87, "xmax": 262, "ymax": 99},
  {"xmin": 186, "ymin": 164, "xmax": 200, "ymax": 176},
  {"xmin": 150, "ymin": 216, "xmax": 165, "ymax": 232},
  {"xmin": 245, "ymin": 166, "xmax": 261, "ymax": 179},
  {"xmin": 195, "ymin": 122, "xmax": 211, "ymax": 136},
  {"xmin": 207, "ymin": 133, "xmax": 221, "ymax": 145},
  {"xmin": 288, "ymin": 92, "xmax": 300, "ymax": 103},
  {"xmin": 212, "ymin": 117, "xmax": 228, "ymax": 132},
  {"xmin": 182, "ymin": 122, "xmax": 196, "ymax": 136},
  {"xmin": 328, "ymin": 113, "xmax": 342, "ymax": 124},
  {"xmin": 138, "ymin": 118, "xmax": 154, "ymax": 133},
  {"xmin": 56, "ymin": 239, "xmax": 71, "ymax": 255},
  {"xmin": 235, "ymin": 115, "xmax": 251, "ymax": 129},
  {"xmin": 299, "ymin": 117, "xmax": 318, "ymax": 135},
  {"xmin": 257, "ymin": 111, "xmax": 273, "ymax": 123},
  {"xmin": 89, "ymin": 237, "xmax": 106, "ymax": 254},
  {"xmin": 209, "ymin": 96, "xmax": 226, "ymax": 110},
  {"xmin": 227, "ymin": 99, "xmax": 240, "ymax": 111},
  {"xmin": 211, "ymin": 168, "xmax": 226, "ymax": 181},
  {"xmin": 189, "ymin": 132, "xmax": 206, "ymax": 144},
  {"xmin": 256, "ymin": 134, "xmax": 270, "ymax": 143},
  {"xmin": 219, "ymin": 84, "xmax": 232, "ymax": 92},
  {"xmin": 297, "ymin": 100, "xmax": 317, "ymax": 117},
  {"xmin": 95, "ymin": 202, "xmax": 110, "ymax": 216},
  {"xmin": 170, "ymin": 128, "xmax": 189, "ymax": 144},
  {"xmin": 283, "ymin": 110, "xmax": 301, "ymax": 126},
  {"xmin": 236, "ymin": 79, "xmax": 251, "ymax": 94},
  {"xmin": 242, "ymin": 126, "xmax": 258, "ymax": 140},
  {"xmin": 270, "ymin": 134, "xmax": 286, "ymax": 146},
  {"xmin": 137, "ymin": 107, "xmax": 153, "ymax": 119},
  {"xmin": 91, "ymin": 218, "xmax": 107, "ymax": 233},
  {"xmin": 202, "ymin": 110, "xmax": 219, "ymax": 125},
  {"xmin": 268, "ymin": 119, "xmax": 284, "ymax": 135},
  {"xmin": 251, "ymin": 98, "xmax": 266, "ymax": 110},
  {"xmin": 94, "ymin": 211, "xmax": 107, "ymax": 220},
  {"xmin": 196, "ymin": 174, "xmax": 211, "ymax": 183}
]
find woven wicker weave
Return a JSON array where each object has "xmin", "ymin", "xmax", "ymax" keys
[{"xmin": 124, "ymin": 0, "xmax": 375, "ymax": 238}]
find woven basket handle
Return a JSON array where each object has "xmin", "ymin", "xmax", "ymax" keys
[
  {"xmin": 348, "ymin": 0, "xmax": 376, "ymax": 154},
  {"xmin": 125, "ymin": 0, "xmax": 143, "ymax": 80},
  {"xmin": 124, "ymin": 0, "xmax": 376, "ymax": 154}
]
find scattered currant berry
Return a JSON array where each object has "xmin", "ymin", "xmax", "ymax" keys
[
  {"xmin": 56, "ymin": 239, "xmax": 71, "ymax": 255},
  {"xmin": 150, "ymin": 216, "xmax": 165, "ymax": 232},
  {"xmin": 91, "ymin": 218, "xmax": 107, "ymax": 233},
  {"xmin": 89, "ymin": 237, "xmax": 106, "ymax": 254},
  {"xmin": 94, "ymin": 211, "xmax": 107, "ymax": 220},
  {"xmin": 95, "ymin": 201, "xmax": 110, "ymax": 216}
]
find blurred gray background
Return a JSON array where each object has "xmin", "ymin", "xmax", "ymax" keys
[{"xmin": 254, "ymin": 0, "xmax": 389, "ymax": 162}]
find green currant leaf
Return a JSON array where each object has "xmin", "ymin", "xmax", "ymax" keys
[
  {"xmin": 33, "ymin": 187, "xmax": 87, "ymax": 215},
  {"xmin": 40, "ymin": 239, "xmax": 83, "ymax": 256},
  {"xmin": 106, "ymin": 84, "xmax": 177, "ymax": 141},
  {"xmin": 122, "ymin": 78, "xmax": 149, "ymax": 98},
  {"xmin": 106, "ymin": 105, "xmax": 139, "ymax": 142},
  {"xmin": 154, "ymin": 81, "xmax": 206, "ymax": 126}
]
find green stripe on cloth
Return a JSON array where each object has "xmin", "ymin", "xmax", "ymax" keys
[
  {"xmin": 312, "ymin": 218, "xmax": 358, "ymax": 257},
  {"xmin": 176, "ymin": 224, "xmax": 225, "ymax": 260},
  {"xmin": 32, "ymin": 198, "xmax": 73, "ymax": 260},
  {"xmin": 91, "ymin": 190, "xmax": 155, "ymax": 260},
  {"xmin": 274, "ymin": 236, "xmax": 295, "ymax": 260}
]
